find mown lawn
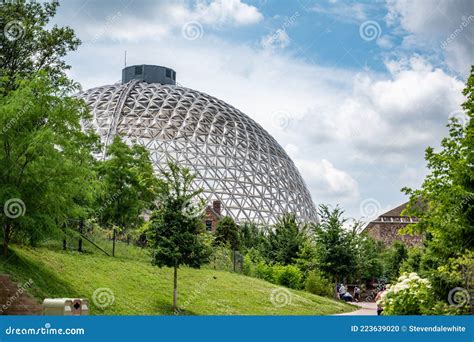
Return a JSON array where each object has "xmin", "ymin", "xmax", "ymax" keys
[{"xmin": 0, "ymin": 244, "xmax": 354, "ymax": 315}]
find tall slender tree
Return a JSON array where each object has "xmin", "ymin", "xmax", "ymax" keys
[
  {"xmin": 149, "ymin": 161, "xmax": 211, "ymax": 311},
  {"xmin": 313, "ymin": 205, "xmax": 355, "ymax": 284},
  {"xmin": 266, "ymin": 213, "xmax": 307, "ymax": 265}
]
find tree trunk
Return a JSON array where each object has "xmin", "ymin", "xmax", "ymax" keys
[
  {"xmin": 3, "ymin": 223, "xmax": 11, "ymax": 257},
  {"xmin": 173, "ymin": 266, "xmax": 178, "ymax": 311},
  {"xmin": 232, "ymin": 249, "xmax": 236, "ymax": 272},
  {"xmin": 112, "ymin": 228, "xmax": 116, "ymax": 257},
  {"xmin": 78, "ymin": 220, "xmax": 84, "ymax": 252}
]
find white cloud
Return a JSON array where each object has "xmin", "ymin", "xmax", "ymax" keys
[
  {"xmin": 376, "ymin": 35, "xmax": 394, "ymax": 49},
  {"xmin": 285, "ymin": 144, "xmax": 359, "ymax": 201},
  {"xmin": 79, "ymin": 0, "xmax": 263, "ymax": 43},
  {"xmin": 311, "ymin": 1, "xmax": 368, "ymax": 23},
  {"xmin": 196, "ymin": 0, "xmax": 263, "ymax": 26},
  {"xmin": 304, "ymin": 56, "xmax": 465, "ymax": 162},
  {"xmin": 386, "ymin": 0, "xmax": 474, "ymax": 75},
  {"xmin": 261, "ymin": 29, "xmax": 290, "ymax": 50}
]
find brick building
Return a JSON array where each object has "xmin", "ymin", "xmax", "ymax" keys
[
  {"xmin": 203, "ymin": 200, "xmax": 223, "ymax": 232},
  {"xmin": 363, "ymin": 202, "xmax": 423, "ymax": 247}
]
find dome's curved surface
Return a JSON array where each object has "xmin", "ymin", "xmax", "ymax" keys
[{"xmin": 79, "ymin": 80, "xmax": 317, "ymax": 224}]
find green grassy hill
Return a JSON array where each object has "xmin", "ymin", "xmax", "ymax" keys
[{"xmin": 0, "ymin": 244, "xmax": 354, "ymax": 315}]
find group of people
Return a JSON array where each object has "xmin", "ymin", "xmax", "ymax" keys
[
  {"xmin": 336, "ymin": 283, "xmax": 361, "ymax": 302},
  {"xmin": 336, "ymin": 282, "xmax": 387, "ymax": 315}
]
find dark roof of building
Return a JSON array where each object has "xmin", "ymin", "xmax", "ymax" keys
[
  {"xmin": 363, "ymin": 202, "xmax": 418, "ymax": 232},
  {"xmin": 380, "ymin": 202, "xmax": 408, "ymax": 217}
]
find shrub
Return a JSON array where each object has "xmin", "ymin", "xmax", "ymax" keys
[
  {"xmin": 254, "ymin": 261, "xmax": 274, "ymax": 282},
  {"xmin": 380, "ymin": 272, "xmax": 434, "ymax": 315},
  {"xmin": 304, "ymin": 270, "xmax": 333, "ymax": 298},
  {"xmin": 400, "ymin": 247, "xmax": 423, "ymax": 274},
  {"xmin": 242, "ymin": 254, "xmax": 303, "ymax": 289},
  {"xmin": 428, "ymin": 250, "xmax": 474, "ymax": 314},
  {"xmin": 243, "ymin": 254, "xmax": 253, "ymax": 276},
  {"xmin": 207, "ymin": 246, "xmax": 233, "ymax": 271},
  {"xmin": 273, "ymin": 264, "xmax": 303, "ymax": 289}
]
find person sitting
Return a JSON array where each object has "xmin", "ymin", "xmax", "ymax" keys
[
  {"xmin": 353, "ymin": 286, "xmax": 361, "ymax": 302},
  {"xmin": 341, "ymin": 291, "xmax": 353, "ymax": 302},
  {"xmin": 339, "ymin": 284, "xmax": 352, "ymax": 301},
  {"xmin": 338, "ymin": 284, "xmax": 346, "ymax": 296}
]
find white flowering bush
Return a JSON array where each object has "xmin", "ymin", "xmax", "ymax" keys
[{"xmin": 379, "ymin": 272, "xmax": 433, "ymax": 315}]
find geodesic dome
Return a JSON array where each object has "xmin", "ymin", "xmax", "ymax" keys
[{"xmin": 79, "ymin": 66, "xmax": 317, "ymax": 225}]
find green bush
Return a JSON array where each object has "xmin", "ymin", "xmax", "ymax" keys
[
  {"xmin": 243, "ymin": 255, "xmax": 303, "ymax": 290},
  {"xmin": 400, "ymin": 247, "xmax": 423, "ymax": 274},
  {"xmin": 243, "ymin": 254, "xmax": 253, "ymax": 276},
  {"xmin": 206, "ymin": 246, "xmax": 233, "ymax": 271},
  {"xmin": 428, "ymin": 250, "xmax": 473, "ymax": 314},
  {"xmin": 273, "ymin": 264, "xmax": 303, "ymax": 289},
  {"xmin": 380, "ymin": 272, "xmax": 434, "ymax": 315},
  {"xmin": 254, "ymin": 261, "xmax": 274, "ymax": 282},
  {"xmin": 304, "ymin": 270, "xmax": 333, "ymax": 297}
]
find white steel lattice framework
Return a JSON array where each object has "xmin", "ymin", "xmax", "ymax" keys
[{"xmin": 79, "ymin": 81, "xmax": 318, "ymax": 225}]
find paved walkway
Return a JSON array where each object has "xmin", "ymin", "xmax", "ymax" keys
[{"xmin": 336, "ymin": 302, "xmax": 377, "ymax": 316}]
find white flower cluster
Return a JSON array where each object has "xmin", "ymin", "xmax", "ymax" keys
[{"xmin": 379, "ymin": 272, "xmax": 431, "ymax": 308}]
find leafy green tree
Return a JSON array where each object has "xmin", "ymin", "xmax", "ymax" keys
[
  {"xmin": 313, "ymin": 205, "xmax": 355, "ymax": 283},
  {"xmin": 96, "ymin": 136, "xmax": 156, "ymax": 256},
  {"xmin": 381, "ymin": 241, "xmax": 408, "ymax": 281},
  {"xmin": 239, "ymin": 221, "xmax": 268, "ymax": 253},
  {"xmin": 148, "ymin": 161, "xmax": 211, "ymax": 311},
  {"xmin": 0, "ymin": 0, "xmax": 80, "ymax": 94},
  {"xmin": 351, "ymin": 234, "xmax": 384, "ymax": 283},
  {"xmin": 266, "ymin": 213, "xmax": 307, "ymax": 265},
  {"xmin": 403, "ymin": 67, "xmax": 474, "ymax": 257},
  {"xmin": 214, "ymin": 216, "xmax": 240, "ymax": 250},
  {"xmin": 402, "ymin": 65, "xmax": 474, "ymax": 302},
  {"xmin": 400, "ymin": 247, "xmax": 424, "ymax": 274},
  {"xmin": 0, "ymin": 74, "xmax": 99, "ymax": 256},
  {"xmin": 294, "ymin": 239, "xmax": 319, "ymax": 277}
]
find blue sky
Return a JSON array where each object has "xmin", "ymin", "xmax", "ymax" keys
[{"xmin": 51, "ymin": 0, "xmax": 473, "ymax": 222}]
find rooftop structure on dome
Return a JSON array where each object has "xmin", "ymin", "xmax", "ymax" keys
[{"xmin": 79, "ymin": 64, "xmax": 318, "ymax": 225}]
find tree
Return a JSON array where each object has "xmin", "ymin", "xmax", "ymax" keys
[
  {"xmin": 96, "ymin": 136, "xmax": 157, "ymax": 256},
  {"xmin": 381, "ymin": 241, "xmax": 408, "ymax": 281},
  {"xmin": 0, "ymin": 74, "xmax": 99, "ymax": 256},
  {"xmin": 351, "ymin": 234, "xmax": 384, "ymax": 283},
  {"xmin": 294, "ymin": 239, "xmax": 319, "ymax": 277},
  {"xmin": 313, "ymin": 205, "xmax": 355, "ymax": 284},
  {"xmin": 402, "ymin": 65, "xmax": 474, "ymax": 301},
  {"xmin": 214, "ymin": 216, "xmax": 240, "ymax": 250},
  {"xmin": 148, "ymin": 161, "xmax": 211, "ymax": 311},
  {"xmin": 0, "ymin": 0, "xmax": 80, "ymax": 94},
  {"xmin": 239, "ymin": 221, "xmax": 268, "ymax": 253},
  {"xmin": 266, "ymin": 213, "xmax": 307, "ymax": 265}
]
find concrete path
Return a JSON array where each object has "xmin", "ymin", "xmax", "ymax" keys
[{"xmin": 336, "ymin": 302, "xmax": 377, "ymax": 316}]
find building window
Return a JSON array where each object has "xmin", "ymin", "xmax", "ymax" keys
[
  {"xmin": 172, "ymin": 71, "xmax": 176, "ymax": 80},
  {"xmin": 134, "ymin": 66, "xmax": 143, "ymax": 75},
  {"xmin": 205, "ymin": 220, "xmax": 212, "ymax": 231},
  {"xmin": 166, "ymin": 68, "xmax": 171, "ymax": 78}
]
